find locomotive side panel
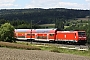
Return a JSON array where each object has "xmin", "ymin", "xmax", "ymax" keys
[
  {"xmin": 57, "ymin": 33, "xmax": 65, "ymax": 41},
  {"xmin": 56, "ymin": 31, "xmax": 77, "ymax": 42},
  {"xmin": 65, "ymin": 33, "xmax": 76, "ymax": 41}
]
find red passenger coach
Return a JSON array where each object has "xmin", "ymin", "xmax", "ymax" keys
[
  {"xmin": 34, "ymin": 29, "xmax": 56, "ymax": 41},
  {"xmin": 15, "ymin": 29, "xmax": 57, "ymax": 41},
  {"xmin": 15, "ymin": 29, "xmax": 36, "ymax": 40},
  {"xmin": 15, "ymin": 29, "xmax": 87, "ymax": 44}
]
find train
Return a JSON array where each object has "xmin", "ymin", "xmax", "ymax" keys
[{"xmin": 14, "ymin": 29, "xmax": 87, "ymax": 44}]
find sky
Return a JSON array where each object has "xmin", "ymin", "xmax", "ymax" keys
[{"xmin": 0, "ymin": 0, "xmax": 90, "ymax": 10}]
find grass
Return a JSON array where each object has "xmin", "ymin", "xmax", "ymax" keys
[
  {"xmin": 39, "ymin": 24, "xmax": 70, "ymax": 29},
  {"xmin": 64, "ymin": 26, "xmax": 70, "ymax": 29},
  {"xmin": 0, "ymin": 41, "xmax": 41, "ymax": 50},
  {"xmin": 51, "ymin": 48, "xmax": 90, "ymax": 55},
  {"xmin": 34, "ymin": 43, "xmax": 90, "ymax": 57},
  {"xmin": 39, "ymin": 24, "xmax": 55, "ymax": 26},
  {"xmin": 39, "ymin": 24, "xmax": 55, "ymax": 28},
  {"xmin": 43, "ymin": 46, "xmax": 90, "ymax": 57},
  {"xmin": 0, "ymin": 41, "xmax": 90, "ymax": 57}
]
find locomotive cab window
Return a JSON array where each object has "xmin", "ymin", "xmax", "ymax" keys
[
  {"xmin": 78, "ymin": 32, "xmax": 86, "ymax": 37},
  {"xmin": 49, "ymin": 34, "xmax": 54, "ymax": 36},
  {"xmin": 78, "ymin": 32, "xmax": 85, "ymax": 35}
]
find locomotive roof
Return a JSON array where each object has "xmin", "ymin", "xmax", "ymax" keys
[{"xmin": 57, "ymin": 31, "xmax": 86, "ymax": 33}]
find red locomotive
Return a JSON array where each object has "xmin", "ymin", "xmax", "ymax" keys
[{"xmin": 15, "ymin": 29, "xmax": 87, "ymax": 44}]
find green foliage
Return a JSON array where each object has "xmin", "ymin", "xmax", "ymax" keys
[
  {"xmin": 55, "ymin": 19, "xmax": 64, "ymax": 30},
  {"xmin": 85, "ymin": 22, "xmax": 90, "ymax": 44},
  {"xmin": 0, "ymin": 23, "xmax": 15, "ymax": 42},
  {"xmin": 16, "ymin": 24, "xmax": 30, "ymax": 29}
]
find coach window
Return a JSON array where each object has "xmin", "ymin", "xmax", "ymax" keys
[
  {"xmin": 32, "ymin": 34, "xmax": 34, "ymax": 36},
  {"xmin": 50, "ymin": 34, "xmax": 54, "ymax": 36},
  {"xmin": 18, "ymin": 36, "xmax": 25, "ymax": 38},
  {"xmin": 27, "ymin": 34, "xmax": 34, "ymax": 36},
  {"xmin": 27, "ymin": 34, "xmax": 30, "ymax": 36}
]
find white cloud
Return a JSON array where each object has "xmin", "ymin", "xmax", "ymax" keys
[
  {"xmin": 84, "ymin": 0, "xmax": 90, "ymax": 9},
  {"xmin": 0, "ymin": 4, "xmax": 18, "ymax": 7},
  {"xmin": 0, "ymin": 0, "xmax": 18, "ymax": 8},
  {"xmin": 0, "ymin": 0, "xmax": 15, "ymax": 3},
  {"xmin": 85, "ymin": 0, "xmax": 90, "ymax": 2},
  {"xmin": 57, "ymin": 2, "xmax": 85, "ymax": 9},
  {"xmin": 0, "ymin": 0, "xmax": 89, "ymax": 9},
  {"xmin": 25, "ymin": 0, "xmax": 87, "ymax": 9},
  {"xmin": 25, "ymin": 0, "xmax": 61, "ymax": 8}
]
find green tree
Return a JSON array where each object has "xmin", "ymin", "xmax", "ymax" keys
[
  {"xmin": 16, "ymin": 24, "xmax": 30, "ymax": 29},
  {"xmin": 0, "ymin": 23, "xmax": 15, "ymax": 42},
  {"xmin": 55, "ymin": 20, "xmax": 64, "ymax": 30},
  {"xmin": 85, "ymin": 21, "xmax": 90, "ymax": 44}
]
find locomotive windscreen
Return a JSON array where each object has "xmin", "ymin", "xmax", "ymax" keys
[{"xmin": 78, "ymin": 32, "xmax": 85, "ymax": 35}]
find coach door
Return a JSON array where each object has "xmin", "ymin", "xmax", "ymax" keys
[{"xmin": 48, "ymin": 34, "xmax": 55, "ymax": 41}]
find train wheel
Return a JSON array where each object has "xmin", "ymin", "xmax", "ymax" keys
[
  {"xmin": 77, "ymin": 40, "xmax": 87, "ymax": 45},
  {"xmin": 49, "ymin": 40, "xmax": 54, "ymax": 43}
]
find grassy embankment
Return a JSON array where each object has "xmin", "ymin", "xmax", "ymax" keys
[
  {"xmin": 0, "ymin": 41, "xmax": 90, "ymax": 57},
  {"xmin": 0, "ymin": 41, "xmax": 41, "ymax": 50}
]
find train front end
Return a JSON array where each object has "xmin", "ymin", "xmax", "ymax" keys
[{"xmin": 77, "ymin": 31, "xmax": 87, "ymax": 44}]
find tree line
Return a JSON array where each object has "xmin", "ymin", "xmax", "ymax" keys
[{"xmin": 0, "ymin": 8, "xmax": 90, "ymax": 24}]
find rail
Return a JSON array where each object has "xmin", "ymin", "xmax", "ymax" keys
[{"xmin": 17, "ymin": 40, "xmax": 89, "ymax": 51}]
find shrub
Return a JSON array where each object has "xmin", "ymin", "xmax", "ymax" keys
[{"xmin": 0, "ymin": 23, "xmax": 16, "ymax": 42}]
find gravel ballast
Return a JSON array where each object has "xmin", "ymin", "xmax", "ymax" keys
[{"xmin": 0, "ymin": 47, "xmax": 90, "ymax": 60}]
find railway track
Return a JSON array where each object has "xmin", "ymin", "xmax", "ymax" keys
[{"xmin": 16, "ymin": 40, "xmax": 89, "ymax": 51}]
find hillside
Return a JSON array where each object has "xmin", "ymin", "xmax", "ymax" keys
[{"xmin": 0, "ymin": 8, "xmax": 90, "ymax": 24}]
